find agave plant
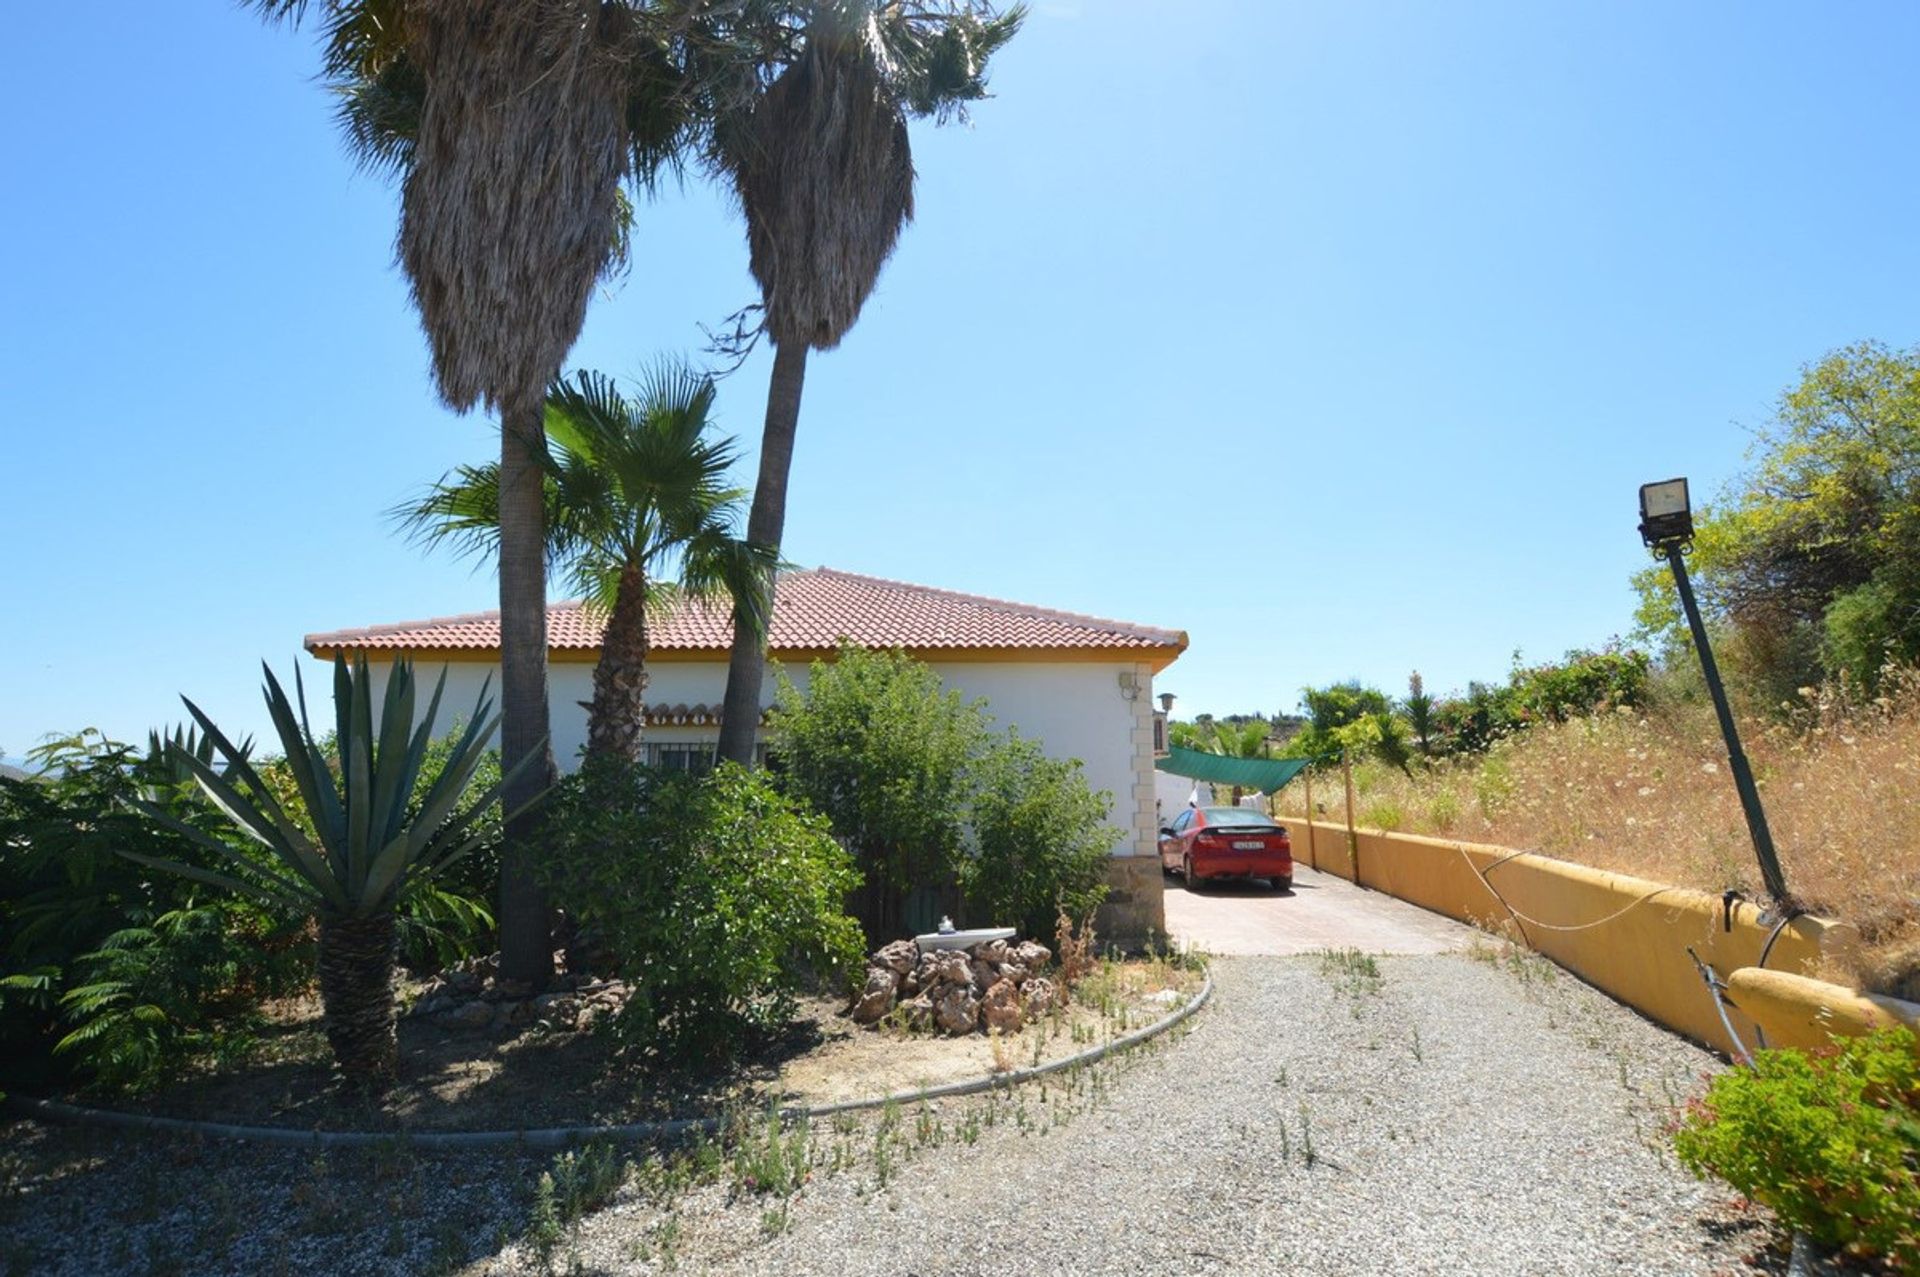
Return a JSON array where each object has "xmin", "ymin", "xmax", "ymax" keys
[{"xmin": 127, "ymin": 655, "xmax": 521, "ymax": 1089}]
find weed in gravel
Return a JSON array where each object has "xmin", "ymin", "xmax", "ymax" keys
[
  {"xmin": 423, "ymin": 1214, "xmax": 470, "ymax": 1276},
  {"xmin": 1316, "ymin": 947, "xmax": 1385, "ymax": 997},
  {"xmin": 654, "ymin": 1214, "xmax": 683, "ymax": 1270},
  {"xmin": 732, "ymin": 1108, "xmax": 809, "ymax": 1197},
  {"xmin": 1298, "ymin": 1103, "xmax": 1318, "ymax": 1169},
  {"xmin": 1466, "ymin": 936, "xmax": 1559, "ymax": 988},
  {"xmin": 195, "ymin": 1174, "xmax": 242, "ymax": 1255},
  {"xmin": 914, "ymin": 1103, "xmax": 945, "ymax": 1149},
  {"xmin": 292, "ymin": 1153, "xmax": 349, "ymax": 1235},
  {"xmin": 526, "ymin": 1171, "xmax": 563, "ymax": 1274},
  {"xmin": 525, "ymin": 1140, "xmax": 630, "ymax": 1273},
  {"xmin": 1410, "ymin": 1026, "xmax": 1424, "ymax": 1062},
  {"xmin": 688, "ymin": 1125, "xmax": 724, "ymax": 1184},
  {"xmin": 870, "ymin": 1099, "xmax": 903, "ymax": 1189},
  {"xmin": 1316, "ymin": 948, "xmax": 1387, "ymax": 1017},
  {"xmin": 382, "ymin": 1202, "xmax": 409, "ymax": 1259},
  {"xmin": 369, "ymin": 1135, "xmax": 415, "ymax": 1183}
]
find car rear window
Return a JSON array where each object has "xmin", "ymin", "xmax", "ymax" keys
[{"xmin": 1200, "ymin": 807, "xmax": 1279, "ymax": 828}]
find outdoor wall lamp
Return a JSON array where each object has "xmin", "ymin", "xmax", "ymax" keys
[
  {"xmin": 1116, "ymin": 671, "xmax": 1141, "ymax": 701},
  {"xmin": 1638, "ymin": 476, "xmax": 1795, "ymax": 909}
]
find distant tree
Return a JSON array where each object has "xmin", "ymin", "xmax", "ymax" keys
[
  {"xmin": 1186, "ymin": 718, "xmax": 1273, "ymax": 803},
  {"xmin": 1289, "ymin": 683, "xmax": 1393, "ymax": 762},
  {"xmin": 1509, "ymin": 648, "xmax": 1650, "ymax": 723},
  {"xmin": 1632, "ymin": 341, "xmax": 1920, "ymax": 694},
  {"xmin": 1431, "ymin": 681, "xmax": 1520, "ymax": 755},
  {"xmin": 1403, "ymin": 671, "xmax": 1436, "ymax": 757}
]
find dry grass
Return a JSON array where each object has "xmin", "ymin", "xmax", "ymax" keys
[{"xmin": 1298, "ymin": 668, "xmax": 1920, "ymax": 999}]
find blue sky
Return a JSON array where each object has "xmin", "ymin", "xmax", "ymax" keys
[{"xmin": 4, "ymin": 1, "xmax": 1919, "ymax": 755}]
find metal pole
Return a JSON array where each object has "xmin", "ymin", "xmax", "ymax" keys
[
  {"xmin": 1664, "ymin": 544, "xmax": 1794, "ymax": 907},
  {"xmin": 1302, "ymin": 769, "xmax": 1317, "ymax": 870},
  {"xmin": 1343, "ymin": 751, "xmax": 1359, "ymax": 884}
]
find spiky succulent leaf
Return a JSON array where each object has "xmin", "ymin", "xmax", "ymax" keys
[{"xmin": 125, "ymin": 655, "xmax": 523, "ymax": 920}]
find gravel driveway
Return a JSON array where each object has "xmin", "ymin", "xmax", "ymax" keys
[
  {"xmin": 555, "ymin": 952, "xmax": 1767, "ymax": 1277},
  {"xmin": 0, "ymin": 949, "xmax": 1777, "ymax": 1277}
]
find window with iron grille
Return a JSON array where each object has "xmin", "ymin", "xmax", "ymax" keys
[
  {"xmin": 642, "ymin": 741, "xmax": 769, "ymax": 774},
  {"xmin": 645, "ymin": 743, "xmax": 716, "ymax": 775}
]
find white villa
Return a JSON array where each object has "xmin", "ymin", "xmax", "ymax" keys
[{"xmin": 305, "ymin": 568, "xmax": 1188, "ymax": 941}]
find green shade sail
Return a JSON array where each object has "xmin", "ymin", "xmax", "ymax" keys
[{"xmin": 1154, "ymin": 745, "xmax": 1310, "ymax": 793}]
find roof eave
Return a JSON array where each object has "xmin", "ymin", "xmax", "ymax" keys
[{"xmin": 306, "ymin": 639, "xmax": 1189, "ymax": 673}]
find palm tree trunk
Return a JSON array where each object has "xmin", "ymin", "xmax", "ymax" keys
[
  {"xmin": 497, "ymin": 397, "xmax": 559, "ymax": 988},
  {"xmin": 585, "ymin": 558, "xmax": 650, "ymax": 762},
  {"xmin": 717, "ymin": 338, "xmax": 810, "ymax": 765},
  {"xmin": 316, "ymin": 912, "xmax": 398, "ymax": 1090}
]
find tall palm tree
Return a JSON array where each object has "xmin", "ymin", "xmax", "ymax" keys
[
  {"xmin": 253, "ymin": 0, "xmax": 689, "ymax": 986},
  {"xmin": 399, "ymin": 366, "xmax": 778, "ymax": 762},
  {"xmin": 707, "ymin": 1, "xmax": 1024, "ymax": 764}
]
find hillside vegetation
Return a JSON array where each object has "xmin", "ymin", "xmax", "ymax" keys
[{"xmin": 1298, "ymin": 668, "xmax": 1920, "ymax": 1000}]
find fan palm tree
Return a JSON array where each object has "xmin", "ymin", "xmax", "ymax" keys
[
  {"xmin": 400, "ymin": 366, "xmax": 778, "ymax": 762},
  {"xmin": 706, "ymin": 0, "xmax": 1024, "ymax": 764},
  {"xmin": 251, "ymin": 0, "xmax": 693, "ymax": 986}
]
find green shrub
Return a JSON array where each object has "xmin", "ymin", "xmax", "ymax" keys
[
  {"xmin": 543, "ymin": 760, "xmax": 865, "ymax": 1062},
  {"xmin": 1422, "ymin": 788, "xmax": 1461, "ymax": 832},
  {"xmin": 1510, "ymin": 647, "xmax": 1651, "ymax": 723},
  {"xmin": 1358, "ymin": 799, "xmax": 1404, "ymax": 832},
  {"xmin": 1, "ymin": 733, "xmax": 309, "ymax": 1094},
  {"xmin": 1673, "ymin": 1028, "xmax": 1920, "ymax": 1269},
  {"xmin": 773, "ymin": 646, "xmax": 1124, "ymax": 942},
  {"xmin": 1433, "ymin": 680, "xmax": 1522, "ymax": 755},
  {"xmin": 770, "ymin": 647, "xmax": 986, "ymax": 937},
  {"xmin": 1289, "ymin": 683, "xmax": 1395, "ymax": 763},
  {"xmin": 962, "ymin": 734, "xmax": 1112, "ymax": 940}
]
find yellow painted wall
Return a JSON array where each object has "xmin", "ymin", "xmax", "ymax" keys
[
  {"xmin": 1724, "ymin": 967, "xmax": 1920, "ymax": 1052},
  {"xmin": 1278, "ymin": 816, "xmax": 1856, "ymax": 1056}
]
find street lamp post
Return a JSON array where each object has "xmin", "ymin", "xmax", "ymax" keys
[{"xmin": 1638, "ymin": 478, "xmax": 1795, "ymax": 909}]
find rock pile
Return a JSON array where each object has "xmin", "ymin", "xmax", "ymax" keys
[
  {"xmin": 406, "ymin": 956, "xmax": 627, "ymax": 1035},
  {"xmin": 852, "ymin": 937, "xmax": 1058, "ymax": 1035}
]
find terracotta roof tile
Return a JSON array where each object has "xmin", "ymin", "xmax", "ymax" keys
[{"xmin": 305, "ymin": 568, "xmax": 1186, "ymax": 659}]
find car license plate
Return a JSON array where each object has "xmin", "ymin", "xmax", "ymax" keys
[{"xmin": 1232, "ymin": 840, "xmax": 1264, "ymax": 851}]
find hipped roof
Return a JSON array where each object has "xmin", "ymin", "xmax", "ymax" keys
[{"xmin": 306, "ymin": 568, "xmax": 1188, "ymax": 670}]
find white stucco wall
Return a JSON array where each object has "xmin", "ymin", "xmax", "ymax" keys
[{"xmin": 353, "ymin": 655, "xmax": 1165, "ymax": 858}]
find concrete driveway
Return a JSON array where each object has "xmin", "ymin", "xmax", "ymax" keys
[{"xmin": 1163, "ymin": 863, "xmax": 1475, "ymax": 955}]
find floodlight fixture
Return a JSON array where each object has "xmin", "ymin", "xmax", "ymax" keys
[{"xmin": 1638, "ymin": 477, "xmax": 1693, "ymax": 549}]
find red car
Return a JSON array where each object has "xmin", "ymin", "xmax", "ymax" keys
[{"xmin": 1158, "ymin": 806, "xmax": 1293, "ymax": 890}]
